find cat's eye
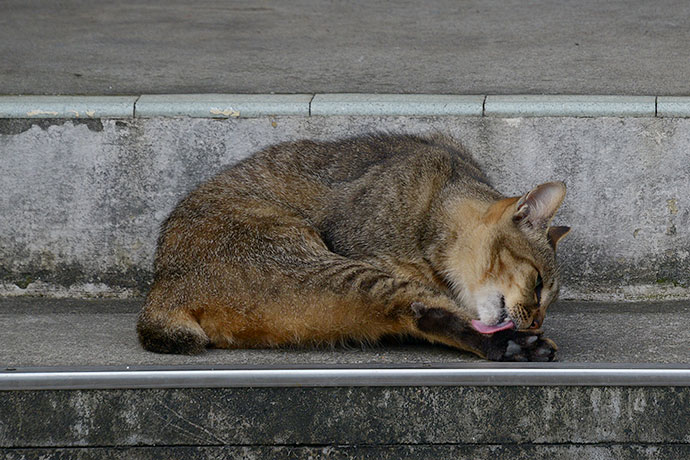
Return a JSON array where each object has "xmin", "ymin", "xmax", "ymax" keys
[{"xmin": 534, "ymin": 273, "xmax": 543, "ymax": 305}]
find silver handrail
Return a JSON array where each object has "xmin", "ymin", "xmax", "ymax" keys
[{"xmin": 2, "ymin": 364, "xmax": 689, "ymax": 390}]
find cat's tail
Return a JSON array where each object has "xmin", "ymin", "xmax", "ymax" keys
[{"xmin": 137, "ymin": 301, "xmax": 210, "ymax": 355}]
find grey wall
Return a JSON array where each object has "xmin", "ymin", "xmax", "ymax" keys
[{"xmin": 1, "ymin": 116, "xmax": 688, "ymax": 300}]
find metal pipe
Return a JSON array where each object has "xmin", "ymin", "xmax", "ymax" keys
[{"xmin": 2, "ymin": 365, "xmax": 689, "ymax": 390}]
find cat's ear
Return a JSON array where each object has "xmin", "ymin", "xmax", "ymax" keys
[
  {"xmin": 547, "ymin": 225, "xmax": 571, "ymax": 249},
  {"xmin": 512, "ymin": 182, "xmax": 566, "ymax": 230}
]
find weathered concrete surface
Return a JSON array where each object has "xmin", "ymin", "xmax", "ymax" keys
[
  {"xmin": 1, "ymin": 299, "xmax": 688, "ymax": 366},
  {"xmin": 1, "ymin": 116, "xmax": 689, "ymax": 299},
  {"xmin": 484, "ymin": 95, "xmax": 656, "ymax": 117},
  {"xmin": 1, "ymin": 386, "xmax": 688, "ymax": 447},
  {"xmin": 135, "ymin": 94, "xmax": 313, "ymax": 118},
  {"xmin": 3, "ymin": 445, "xmax": 690, "ymax": 460},
  {"xmin": 0, "ymin": 96, "xmax": 137, "ymax": 118},
  {"xmin": 2, "ymin": 0, "xmax": 690, "ymax": 96}
]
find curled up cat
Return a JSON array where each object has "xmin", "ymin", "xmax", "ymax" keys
[{"xmin": 137, "ymin": 134, "xmax": 570, "ymax": 361}]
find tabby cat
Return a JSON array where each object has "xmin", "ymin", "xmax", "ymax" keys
[{"xmin": 137, "ymin": 134, "xmax": 569, "ymax": 361}]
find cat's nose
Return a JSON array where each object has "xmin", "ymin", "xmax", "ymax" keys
[{"xmin": 529, "ymin": 312, "xmax": 544, "ymax": 329}]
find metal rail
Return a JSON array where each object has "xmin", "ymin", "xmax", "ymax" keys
[{"xmin": 2, "ymin": 364, "xmax": 690, "ymax": 390}]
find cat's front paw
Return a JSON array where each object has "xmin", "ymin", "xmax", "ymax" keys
[{"xmin": 484, "ymin": 330, "xmax": 558, "ymax": 362}]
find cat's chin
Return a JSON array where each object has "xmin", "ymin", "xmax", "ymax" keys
[{"xmin": 471, "ymin": 319, "xmax": 516, "ymax": 335}]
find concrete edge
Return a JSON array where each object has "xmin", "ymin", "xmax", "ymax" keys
[
  {"xmin": 485, "ymin": 95, "xmax": 657, "ymax": 117},
  {"xmin": 0, "ymin": 96, "xmax": 137, "ymax": 118},
  {"xmin": 311, "ymin": 94, "xmax": 485, "ymax": 116},
  {"xmin": 658, "ymin": 96, "xmax": 690, "ymax": 117},
  {"xmin": 2, "ymin": 365, "xmax": 690, "ymax": 390},
  {"xmin": 136, "ymin": 94, "xmax": 313, "ymax": 118},
  {"xmin": 3, "ymin": 94, "xmax": 690, "ymax": 118}
]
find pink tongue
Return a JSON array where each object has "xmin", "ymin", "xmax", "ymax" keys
[{"xmin": 471, "ymin": 319, "xmax": 515, "ymax": 334}]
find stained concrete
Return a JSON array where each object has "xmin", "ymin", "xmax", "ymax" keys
[
  {"xmin": 1, "ymin": 386, "xmax": 688, "ymax": 447},
  {"xmin": 1, "ymin": 299, "xmax": 688, "ymax": 367},
  {"xmin": 135, "ymin": 94, "xmax": 313, "ymax": 118},
  {"xmin": 1, "ymin": 116, "xmax": 689, "ymax": 299},
  {"xmin": 4, "ymin": 446, "xmax": 690, "ymax": 460},
  {"xmin": 2, "ymin": 1, "xmax": 690, "ymax": 96},
  {"xmin": 0, "ymin": 96, "xmax": 137, "ymax": 118}
]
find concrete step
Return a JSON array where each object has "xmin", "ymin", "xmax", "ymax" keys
[
  {"xmin": 2, "ymin": 298, "xmax": 689, "ymax": 367},
  {"xmin": 4, "ymin": 3, "xmax": 690, "ymax": 458},
  {"xmin": 1, "ymin": 96, "xmax": 690, "ymax": 301},
  {"xmin": 1, "ymin": 298, "xmax": 689, "ymax": 459},
  {"xmin": 3, "ymin": 0, "xmax": 690, "ymax": 96},
  {"xmin": 1, "ymin": 387, "xmax": 689, "ymax": 458}
]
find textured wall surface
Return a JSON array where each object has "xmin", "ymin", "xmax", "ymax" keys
[
  {"xmin": 4, "ymin": 446, "xmax": 690, "ymax": 460},
  {"xmin": 2, "ymin": 386, "xmax": 688, "ymax": 457},
  {"xmin": 1, "ymin": 116, "xmax": 689, "ymax": 299},
  {"xmin": 1, "ymin": 387, "xmax": 688, "ymax": 446}
]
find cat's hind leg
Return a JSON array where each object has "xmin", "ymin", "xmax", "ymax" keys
[{"xmin": 137, "ymin": 281, "xmax": 211, "ymax": 354}]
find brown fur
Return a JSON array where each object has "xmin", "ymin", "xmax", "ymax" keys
[{"xmin": 137, "ymin": 134, "xmax": 569, "ymax": 360}]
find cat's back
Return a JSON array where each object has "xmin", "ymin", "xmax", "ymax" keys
[
  {"xmin": 171, "ymin": 134, "xmax": 497, "ymax": 226},
  {"xmin": 238, "ymin": 133, "xmax": 492, "ymax": 192}
]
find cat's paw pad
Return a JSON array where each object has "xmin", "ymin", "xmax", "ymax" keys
[
  {"xmin": 487, "ymin": 331, "xmax": 558, "ymax": 362},
  {"xmin": 410, "ymin": 301, "xmax": 428, "ymax": 319},
  {"xmin": 504, "ymin": 340, "xmax": 525, "ymax": 359},
  {"xmin": 530, "ymin": 336, "xmax": 558, "ymax": 362}
]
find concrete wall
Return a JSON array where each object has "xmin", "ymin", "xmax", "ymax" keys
[
  {"xmin": 1, "ymin": 386, "xmax": 688, "ymax": 447},
  {"xmin": 1, "ymin": 116, "xmax": 689, "ymax": 300}
]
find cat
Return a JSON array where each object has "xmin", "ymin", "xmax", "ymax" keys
[{"xmin": 137, "ymin": 133, "xmax": 570, "ymax": 361}]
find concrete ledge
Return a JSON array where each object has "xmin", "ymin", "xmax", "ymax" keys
[
  {"xmin": 658, "ymin": 97, "xmax": 690, "ymax": 118},
  {"xmin": 135, "ymin": 94, "xmax": 313, "ymax": 118},
  {"xmin": 485, "ymin": 95, "xmax": 657, "ymax": 117},
  {"xmin": 1, "ymin": 299, "xmax": 688, "ymax": 451},
  {"xmin": 0, "ymin": 96, "xmax": 137, "ymax": 118},
  {"xmin": 0, "ymin": 94, "xmax": 688, "ymax": 118},
  {"xmin": 2, "ymin": 299, "xmax": 689, "ymax": 368},
  {"xmin": 311, "ymin": 94, "xmax": 485, "ymax": 116}
]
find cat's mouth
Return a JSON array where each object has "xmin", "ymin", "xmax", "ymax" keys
[
  {"xmin": 470, "ymin": 295, "xmax": 516, "ymax": 334},
  {"xmin": 470, "ymin": 319, "xmax": 516, "ymax": 334}
]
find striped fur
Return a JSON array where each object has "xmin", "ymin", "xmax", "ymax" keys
[{"xmin": 137, "ymin": 134, "xmax": 568, "ymax": 360}]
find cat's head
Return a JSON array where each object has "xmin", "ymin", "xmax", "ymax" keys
[{"xmin": 444, "ymin": 182, "xmax": 570, "ymax": 332}]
